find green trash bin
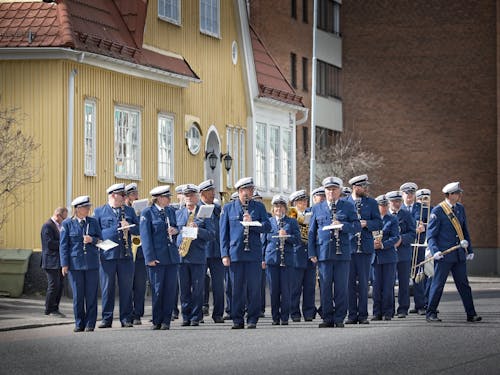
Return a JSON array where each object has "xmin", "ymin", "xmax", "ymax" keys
[{"xmin": 0, "ymin": 249, "xmax": 32, "ymax": 297}]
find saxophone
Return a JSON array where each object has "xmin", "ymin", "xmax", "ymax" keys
[
  {"xmin": 355, "ymin": 199, "xmax": 362, "ymax": 253},
  {"xmin": 178, "ymin": 210, "xmax": 195, "ymax": 257}
]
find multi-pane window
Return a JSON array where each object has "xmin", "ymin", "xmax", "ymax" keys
[
  {"xmin": 290, "ymin": 52, "xmax": 297, "ymax": 89},
  {"xmin": 281, "ymin": 128, "xmax": 293, "ymax": 191},
  {"xmin": 318, "ymin": 0, "xmax": 341, "ymax": 36},
  {"xmin": 158, "ymin": 114, "xmax": 174, "ymax": 182},
  {"xmin": 302, "ymin": 0, "xmax": 308, "ymax": 23},
  {"xmin": 114, "ymin": 106, "xmax": 141, "ymax": 179},
  {"xmin": 291, "ymin": 0, "xmax": 297, "ymax": 19},
  {"xmin": 302, "ymin": 57, "xmax": 308, "ymax": 91},
  {"xmin": 255, "ymin": 123, "xmax": 267, "ymax": 189},
  {"xmin": 269, "ymin": 125, "xmax": 280, "ymax": 190},
  {"xmin": 316, "ymin": 60, "xmax": 342, "ymax": 99},
  {"xmin": 200, "ymin": 0, "xmax": 220, "ymax": 37},
  {"xmin": 84, "ymin": 100, "xmax": 96, "ymax": 176},
  {"xmin": 158, "ymin": 0, "xmax": 181, "ymax": 24}
]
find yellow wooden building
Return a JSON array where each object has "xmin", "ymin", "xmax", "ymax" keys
[{"xmin": 0, "ymin": 0, "xmax": 251, "ymax": 249}]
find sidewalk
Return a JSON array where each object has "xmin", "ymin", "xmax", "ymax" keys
[{"xmin": 1, "ymin": 276, "xmax": 499, "ymax": 332}]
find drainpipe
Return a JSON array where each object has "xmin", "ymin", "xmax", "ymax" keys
[{"xmin": 66, "ymin": 69, "xmax": 77, "ymax": 212}]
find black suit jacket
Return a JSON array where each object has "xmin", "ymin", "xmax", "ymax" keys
[{"xmin": 41, "ymin": 218, "xmax": 61, "ymax": 269}]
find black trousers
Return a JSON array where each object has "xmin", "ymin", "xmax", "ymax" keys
[{"xmin": 44, "ymin": 268, "xmax": 64, "ymax": 314}]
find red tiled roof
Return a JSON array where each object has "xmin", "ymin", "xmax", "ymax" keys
[
  {"xmin": 250, "ymin": 24, "xmax": 304, "ymax": 107},
  {"xmin": 0, "ymin": 1, "xmax": 199, "ymax": 81}
]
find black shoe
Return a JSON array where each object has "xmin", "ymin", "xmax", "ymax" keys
[
  {"xmin": 259, "ymin": 312, "xmax": 265, "ymax": 318},
  {"xmin": 358, "ymin": 319, "xmax": 369, "ymax": 325},
  {"xmin": 272, "ymin": 321, "xmax": 280, "ymax": 326},
  {"xmin": 133, "ymin": 319, "xmax": 142, "ymax": 325},
  {"xmin": 304, "ymin": 317, "xmax": 314, "ymax": 322},
  {"xmin": 292, "ymin": 317, "xmax": 301, "ymax": 322},
  {"xmin": 467, "ymin": 315, "xmax": 482, "ymax": 322},
  {"xmin": 98, "ymin": 321, "xmax": 112, "ymax": 329},
  {"xmin": 281, "ymin": 321, "xmax": 289, "ymax": 325},
  {"xmin": 247, "ymin": 323, "xmax": 257, "ymax": 329},
  {"xmin": 371, "ymin": 315, "xmax": 382, "ymax": 321},
  {"xmin": 213, "ymin": 317, "xmax": 224, "ymax": 323},
  {"xmin": 160, "ymin": 323, "xmax": 170, "ymax": 330},
  {"xmin": 181, "ymin": 321, "xmax": 191, "ymax": 327},
  {"xmin": 318, "ymin": 321, "xmax": 334, "ymax": 328},
  {"xmin": 191, "ymin": 321, "xmax": 199, "ymax": 327},
  {"xmin": 223, "ymin": 314, "xmax": 231, "ymax": 321},
  {"xmin": 345, "ymin": 319, "xmax": 358, "ymax": 325},
  {"xmin": 231, "ymin": 323, "xmax": 244, "ymax": 329},
  {"xmin": 73, "ymin": 327, "xmax": 84, "ymax": 332},
  {"xmin": 84, "ymin": 327, "xmax": 94, "ymax": 332},
  {"xmin": 151, "ymin": 324, "xmax": 161, "ymax": 330},
  {"xmin": 202, "ymin": 306, "xmax": 209, "ymax": 316},
  {"xmin": 426, "ymin": 316, "xmax": 442, "ymax": 323},
  {"xmin": 334, "ymin": 322, "xmax": 345, "ymax": 328},
  {"xmin": 397, "ymin": 313, "xmax": 407, "ymax": 318},
  {"xmin": 409, "ymin": 308, "xmax": 418, "ymax": 314},
  {"xmin": 121, "ymin": 322, "xmax": 133, "ymax": 328},
  {"xmin": 383, "ymin": 316, "xmax": 392, "ymax": 321}
]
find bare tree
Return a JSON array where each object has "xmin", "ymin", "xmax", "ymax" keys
[{"xmin": 0, "ymin": 106, "xmax": 41, "ymax": 232}]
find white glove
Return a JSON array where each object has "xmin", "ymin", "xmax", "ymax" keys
[
  {"xmin": 433, "ymin": 251, "xmax": 444, "ymax": 260},
  {"xmin": 466, "ymin": 253, "xmax": 474, "ymax": 261}
]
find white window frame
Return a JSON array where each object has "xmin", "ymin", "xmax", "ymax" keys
[
  {"xmin": 255, "ymin": 122, "xmax": 267, "ymax": 191},
  {"xmin": 200, "ymin": 0, "xmax": 220, "ymax": 38},
  {"xmin": 158, "ymin": 113, "xmax": 175, "ymax": 182},
  {"xmin": 269, "ymin": 125, "xmax": 280, "ymax": 192},
  {"xmin": 84, "ymin": 99, "xmax": 96, "ymax": 176},
  {"xmin": 281, "ymin": 127, "xmax": 293, "ymax": 192},
  {"xmin": 114, "ymin": 105, "xmax": 141, "ymax": 180},
  {"xmin": 158, "ymin": 0, "xmax": 181, "ymax": 25}
]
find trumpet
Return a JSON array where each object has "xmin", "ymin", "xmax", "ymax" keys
[{"xmin": 242, "ymin": 196, "xmax": 251, "ymax": 252}]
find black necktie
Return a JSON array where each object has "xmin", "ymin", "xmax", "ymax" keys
[
  {"xmin": 159, "ymin": 209, "xmax": 166, "ymax": 220},
  {"xmin": 80, "ymin": 219, "xmax": 86, "ymax": 229}
]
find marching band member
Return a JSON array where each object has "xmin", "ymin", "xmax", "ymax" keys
[
  {"xmin": 60, "ymin": 196, "xmax": 102, "ymax": 332},
  {"xmin": 372, "ymin": 195, "xmax": 399, "ymax": 321},
  {"xmin": 140, "ymin": 186, "xmax": 179, "ymax": 330},
  {"xmin": 94, "ymin": 183, "xmax": 139, "ymax": 328},
  {"xmin": 426, "ymin": 182, "xmax": 481, "ymax": 323},
  {"xmin": 263, "ymin": 195, "xmax": 301, "ymax": 325},
  {"xmin": 198, "ymin": 179, "xmax": 225, "ymax": 323},
  {"xmin": 289, "ymin": 189, "xmax": 317, "ymax": 322},
  {"xmin": 415, "ymin": 188, "xmax": 433, "ymax": 311},
  {"xmin": 387, "ymin": 190, "xmax": 416, "ymax": 318},
  {"xmin": 220, "ymin": 177, "xmax": 271, "ymax": 329},
  {"xmin": 311, "ymin": 187, "xmax": 326, "ymax": 205},
  {"xmin": 308, "ymin": 177, "xmax": 360, "ymax": 328},
  {"xmin": 252, "ymin": 190, "xmax": 268, "ymax": 318},
  {"xmin": 125, "ymin": 183, "xmax": 147, "ymax": 325},
  {"xmin": 346, "ymin": 175, "xmax": 383, "ymax": 325},
  {"xmin": 176, "ymin": 184, "xmax": 214, "ymax": 326}
]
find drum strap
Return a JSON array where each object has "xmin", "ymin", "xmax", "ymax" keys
[{"xmin": 439, "ymin": 201, "xmax": 468, "ymax": 254}]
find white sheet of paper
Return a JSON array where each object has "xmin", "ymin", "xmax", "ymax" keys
[
  {"xmin": 182, "ymin": 226, "xmax": 198, "ymax": 239},
  {"xmin": 322, "ymin": 223, "xmax": 343, "ymax": 231},
  {"xmin": 96, "ymin": 239, "xmax": 119, "ymax": 251},
  {"xmin": 132, "ymin": 199, "xmax": 149, "ymax": 215},
  {"xmin": 240, "ymin": 221, "xmax": 263, "ymax": 227},
  {"xmin": 303, "ymin": 212, "xmax": 312, "ymax": 225},
  {"xmin": 272, "ymin": 234, "xmax": 291, "ymax": 238},
  {"xmin": 197, "ymin": 204, "xmax": 214, "ymax": 218}
]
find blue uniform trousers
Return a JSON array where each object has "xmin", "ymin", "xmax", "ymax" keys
[
  {"xmin": 149, "ymin": 264, "xmax": 178, "ymax": 326},
  {"xmin": 318, "ymin": 260, "xmax": 349, "ymax": 324},
  {"xmin": 206, "ymin": 258, "xmax": 225, "ymax": 319},
  {"xmin": 348, "ymin": 253, "xmax": 372, "ymax": 321},
  {"xmin": 173, "ymin": 277, "xmax": 180, "ymax": 316},
  {"xmin": 424, "ymin": 275, "xmax": 431, "ymax": 307},
  {"xmin": 412, "ymin": 274, "xmax": 426, "ymax": 310},
  {"xmin": 372, "ymin": 262, "xmax": 396, "ymax": 317},
  {"xmin": 68, "ymin": 269, "xmax": 99, "ymax": 329},
  {"xmin": 260, "ymin": 268, "xmax": 267, "ymax": 314},
  {"xmin": 396, "ymin": 260, "xmax": 411, "ymax": 314},
  {"xmin": 230, "ymin": 262, "xmax": 262, "ymax": 325},
  {"xmin": 132, "ymin": 257, "xmax": 147, "ymax": 320},
  {"xmin": 179, "ymin": 263, "xmax": 206, "ymax": 323},
  {"xmin": 427, "ymin": 261, "xmax": 476, "ymax": 317},
  {"xmin": 224, "ymin": 266, "xmax": 232, "ymax": 315},
  {"xmin": 290, "ymin": 266, "xmax": 316, "ymax": 320},
  {"xmin": 99, "ymin": 258, "xmax": 134, "ymax": 324},
  {"xmin": 266, "ymin": 265, "xmax": 291, "ymax": 322}
]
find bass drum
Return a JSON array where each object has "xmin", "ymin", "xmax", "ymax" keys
[{"xmin": 423, "ymin": 248, "xmax": 435, "ymax": 278}]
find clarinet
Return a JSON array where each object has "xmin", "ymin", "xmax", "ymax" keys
[
  {"xmin": 278, "ymin": 216, "xmax": 286, "ymax": 267},
  {"xmin": 242, "ymin": 197, "xmax": 251, "ymax": 252},
  {"xmin": 330, "ymin": 202, "xmax": 341, "ymax": 255},
  {"xmin": 120, "ymin": 208, "xmax": 130, "ymax": 257},
  {"xmin": 355, "ymin": 199, "xmax": 362, "ymax": 253}
]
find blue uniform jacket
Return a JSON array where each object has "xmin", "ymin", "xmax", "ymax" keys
[
  {"xmin": 220, "ymin": 198, "xmax": 271, "ymax": 262},
  {"xmin": 292, "ymin": 208, "xmax": 312, "ymax": 269},
  {"xmin": 93, "ymin": 204, "xmax": 140, "ymax": 260},
  {"xmin": 60, "ymin": 217, "xmax": 102, "ymax": 270},
  {"xmin": 140, "ymin": 205, "xmax": 179, "ymax": 265},
  {"xmin": 373, "ymin": 214, "xmax": 399, "ymax": 264},
  {"xmin": 176, "ymin": 203, "xmax": 214, "ymax": 264},
  {"xmin": 41, "ymin": 219, "xmax": 62, "ymax": 269},
  {"xmin": 308, "ymin": 199, "xmax": 361, "ymax": 261},
  {"xmin": 204, "ymin": 203, "xmax": 221, "ymax": 259},
  {"xmin": 394, "ymin": 209, "xmax": 416, "ymax": 262},
  {"xmin": 346, "ymin": 196, "xmax": 383, "ymax": 254},
  {"xmin": 264, "ymin": 216, "xmax": 301, "ymax": 267},
  {"xmin": 427, "ymin": 202, "xmax": 472, "ymax": 263}
]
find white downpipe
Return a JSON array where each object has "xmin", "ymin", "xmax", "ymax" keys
[
  {"xmin": 309, "ymin": 0, "xmax": 318, "ymax": 197},
  {"xmin": 66, "ymin": 69, "xmax": 77, "ymax": 212}
]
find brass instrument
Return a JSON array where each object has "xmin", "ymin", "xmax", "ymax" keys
[
  {"xmin": 278, "ymin": 215, "xmax": 286, "ymax": 267},
  {"xmin": 178, "ymin": 210, "xmax": 195, "ymax": 257},
  {"xmin": 411, "ymin": 195, "xmax": 431, "ymax": 280},
  {"xmin": 242, "ymin": 197, "xmax": 251, "ymax": 252},
  {"xmin": 329, "ymin": 202, "xmax": 341, "ymax": 255},
  {"xmin": 131, "ymin": 235, "xmax": 141, "ymax": 261},
  {"xmin": 120, "ymin": 208, "xmax": 130, "ymax": 257},
  {"xmin": 355, "ymin": 198, "xmax": 362, "ymax": 253},
  {"xmin": 372, "ymin": 230, "xmax": 383, "ymax": 241},
  {"xmin": 288, "ymin": 207, "xmax": 309, "ymax": 243}
]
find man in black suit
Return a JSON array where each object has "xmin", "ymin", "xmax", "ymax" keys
[{"xmin": 41, "ymin": 207, "xmax": 68, "ymax": 317}]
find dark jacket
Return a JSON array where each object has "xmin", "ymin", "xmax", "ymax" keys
[{"xmin": 41, "ymin": 218, "xmax": 61, "ymax": 269}]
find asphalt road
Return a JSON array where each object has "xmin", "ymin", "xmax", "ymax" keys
[{"xmin": 1, "ymin": 289, "xmax": 499, "ymax": 375}]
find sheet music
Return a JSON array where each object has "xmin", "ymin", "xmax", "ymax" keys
[
  {"xmin": 240, "ymin": 221, "xmax": 263, "ymax": 227},
  {"xmin": 96, "ymin": 239, "xmax": 119, "ymax": 251},
  {"xmin": 303, "ymin": 212, "xmax": 312, "ymax": 225},
  {"xmin": 197, "ymin": 204, "xmax": 214, "ymax": 218},
  {"xmin": 181, "ymin": 226, "xmax": 198, "ymax": 239},
  {"xmin": 132, "ymin": 199, "xmax": 149, "ymax": 215},
  {"xmin": 322, "ymin": 223, "xmax": 343, "ymax": 231}
]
